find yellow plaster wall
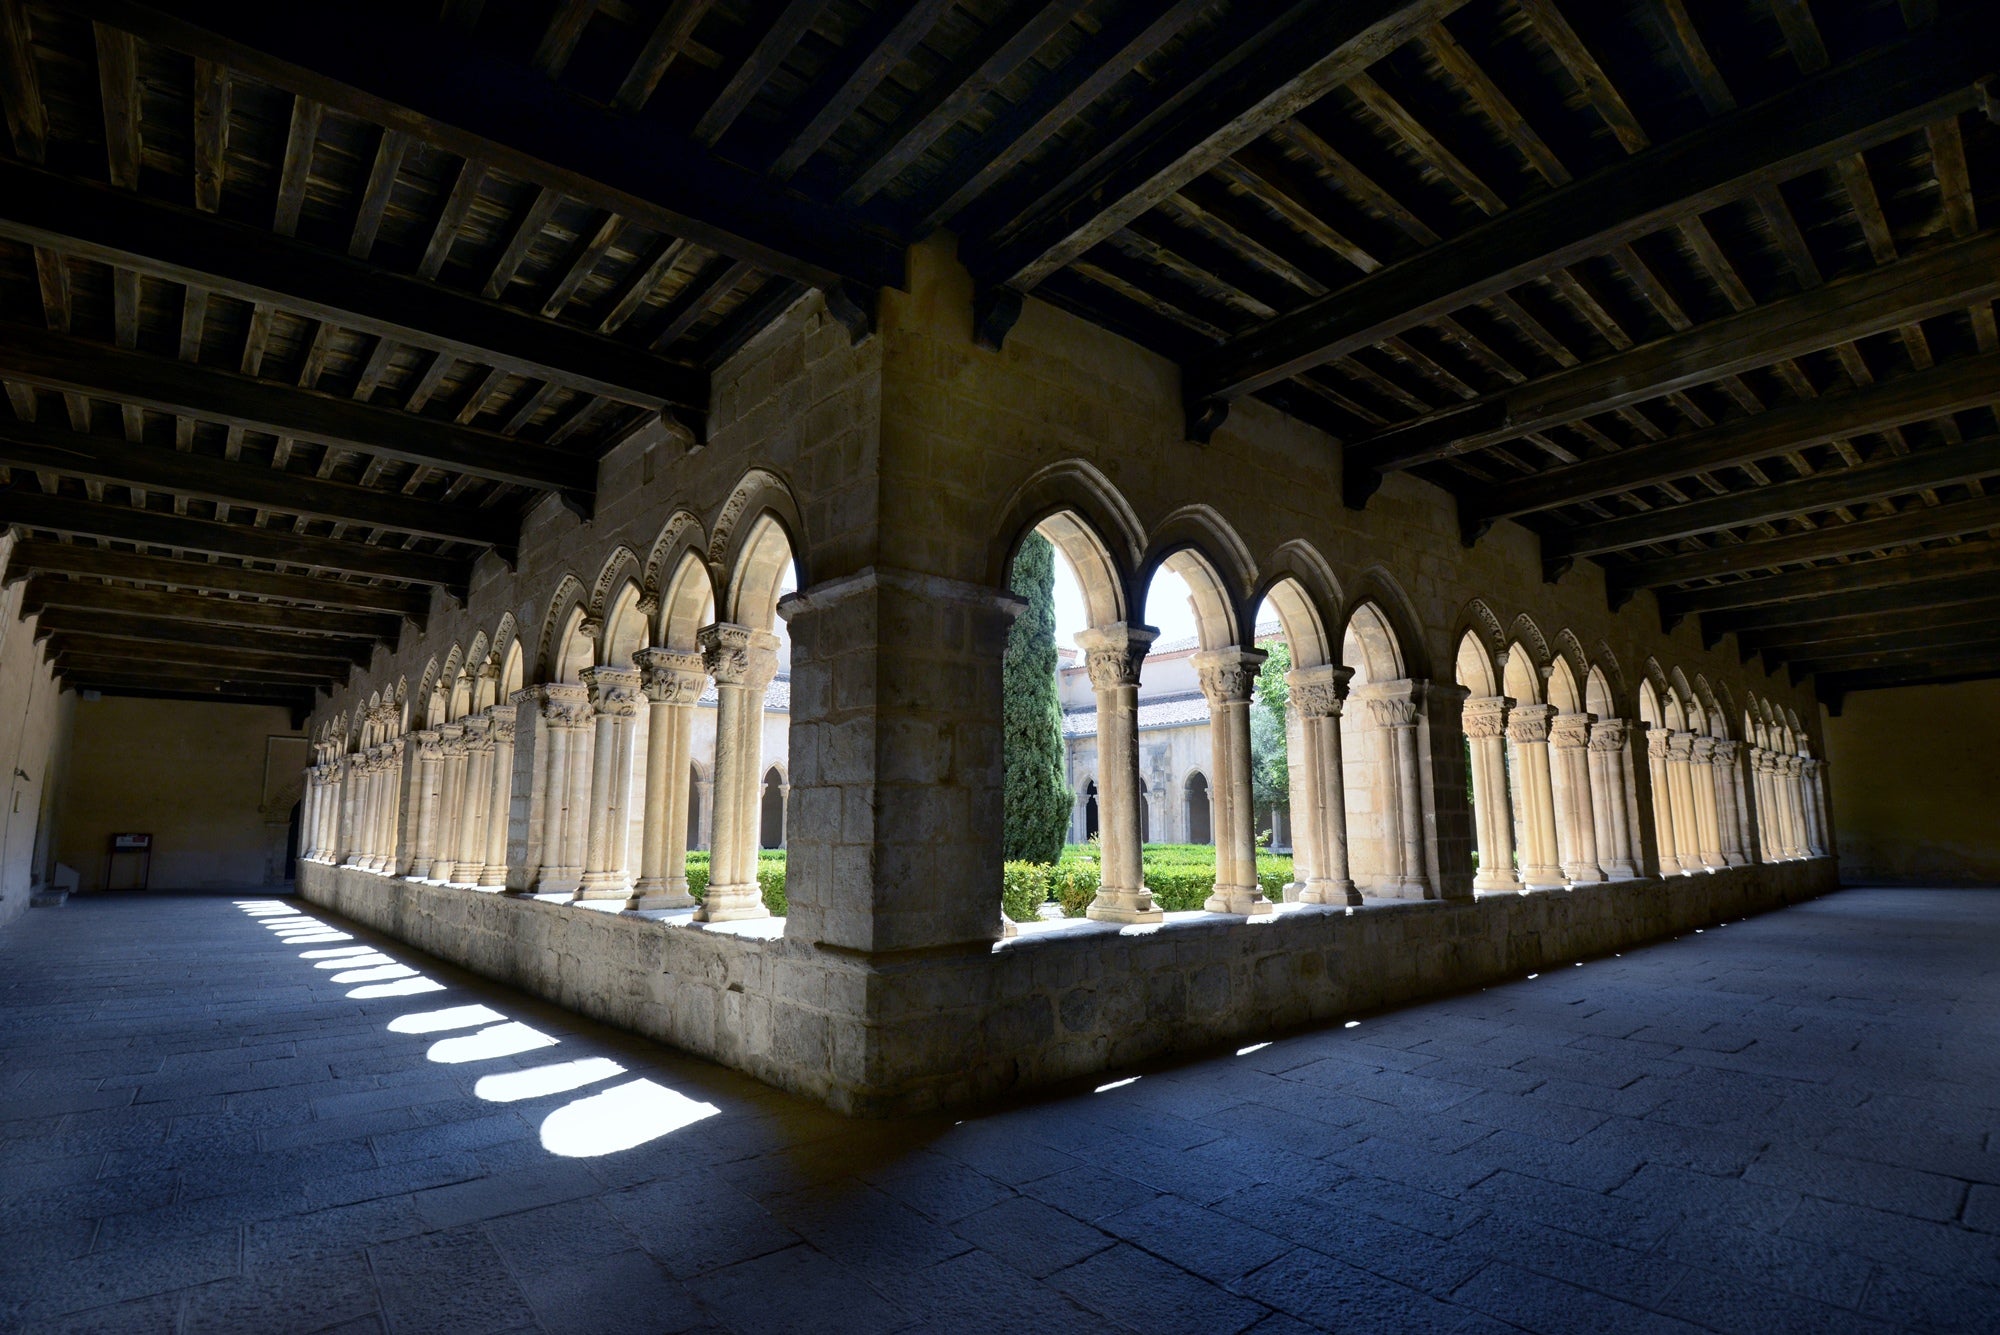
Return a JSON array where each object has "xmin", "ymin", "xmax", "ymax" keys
[
  {"xmin": 1824, "ymin": 680, "xmax": 2000, "ymax": 884},
  {"xmin": 57, "ymin": 697, "xmax": 305, "ymax": 892}
]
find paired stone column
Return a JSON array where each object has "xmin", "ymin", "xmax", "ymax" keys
[
  {"xmin": 1507, "ymin": 703, "xmax": 1564, "ymax": 889},
  {"xmin": 1290, "ymin": 665, "xmax": 1359, "ymax": 904},
  {"xmin": 576, "ymin": 666, "xmax": 644, "ymax": 901},
  {"xmin": 1712, "ymin": 741, "xmax": 1748, "ymax": 866},
  {"xmin": 696, "ymin": 623, "xmax": 782, "ymax": 922},
  {"xmin": 1550, "ymin": 712, "xmax": 1603, "ymax": 883},
  {"xmin": 1644, "ymin": 728, "xmax": 1678, "ymax": 874},
  {"xmin": 1780, "ymin": 756, "xmax": 1806, "ymax": 859},
  {"xmin": 1193, "ymin": 646, "xmax": 1269, "ymax": 917},
  {"xmin": 1077, "ymin": 624, "xmax": 1161, "ymax": 923},
  {"xmin": 453, "ymin": 716, "xmax": 493, "ymax": 885},
  {"xmin": 1806, "ymin": 759, "xmax": 1832, "ymax": 857},
  {"xmin": 532, "ymin": 684, "xmax": 591, "ymax": 893},
  {"xmin": 631, "ymin": 648, "xmax": 706, "ymax": 910},
  {"xmin": 359, "ymin": 749, "xmax": 389, "ymax": 871},
  {"xmin": 1688, "ymin": 737, "xmax": 1726, "ymax": 871},
  {"xmin": 407, "ymin": 731, "xmax": 443, "ymax": 879},
  {"xmin": 1365, "ymin": 680, "xmax": 1431, "ymax": 898},
  {"xmin": 1665, "ymin": 732, "xmax": 1702, "ymax": 874},
  {"xmin": 1588, "ymin": 719, "xmax": 1639, "ymax": 879},
  {"xmin": 428, "ymin": 724, "xmax": 467, "ymax": 882},
  {"xmin": 477, "ymin": 706, "xmax": 517, "ymax": 888},
  {"xmin": 1463, "ymin": 696, "xmax": 1521, "ymax": 893}
]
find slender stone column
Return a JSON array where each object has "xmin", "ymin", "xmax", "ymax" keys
[
  {"xmin": 1781, "ymin": 756, "xmax": 1806, "ymax": 858},
  {"xmin": 1764, "ymin": 752, "xmax": 1789, "ymax": 859},
  {"xmin": 1076, "ymin": 624, "xmax": 1161, "ymax": 923},
  {"xmin": 632, "ymin": 649, "xmax": 706, "ymax": 910},
  {"xmin": 1646, "ymin": 728, "xmax": 1681, "ymax": 875},
  {"xmin": 1729, "ymin": 743, "xmax": 1758, "ymax": 864},
  {"xmin": 1193, "ymin": 646, "xmax": 1269, "ymax": 916},
  {"xmin": 693, "ymin": 775, "xmax": 713, "ymax": 851},
  {"xmin": 1806, "ymin": 759, "xmax": 1832, "ymax": 856},
  {"xmin": 1507, "ymin": 703, "xmax": 1564, "ymax": 889},
  {"xmin": 1747, "ymin": 749, "xmax": 1771, "ymax": 859},
  {"xmin": 1551, "ymin": 713, "xmax": 1603, "ymax": 883},
  {"xmin": 577, "ymin": 666, "xmax": 644, "ymax": 900},
  {"xmin": 303, "ymin": 767, "xmax": 321, "ymax": 860},
  {"xmin": 360, "ymin": 749, "xmax": 388, "ymax": 871},
  {"xmin": 1689, "ymin": 737, "xmax": 1726, "ymax": 870},
  {"xmin": 1463, "ymin": 696, "xmax": 1520, "ymax": 893},
  {"xmin": 696, "ymin": 623, "xmax": 782, "ymax": 922},
  {"xmin": 1712, "ymin": 741, "xmax": 1748, "ymax": 866},
  {"xmin": 530, "ymin": 685, "xmax": 589, "ymax": 892},
  {"xmin": 428, "ymin": 725, "xmax": 466, "ymax": 882},
  {"xmin": 478, "ymin": 706, "xmax": 517, "ymax": 888},
  {"xmin": 407, "ymin": 731, "xmax": 442, "ymax": 878},
  {"xmin": 1290, "ymin": 665, "xmax": 1359, "ymax": 904},
  {"xmin": 1588, "ymin": 719, "xmax": 1639, "ymax": 878},
  {"xmin": 381, "ymin": 741, "xmax": 406, "ymax": 872},
  {"xmin": 1665, "ymin": 732, "xmax": 1702, "ymax": 874},
  {"xmin": 1365, "ymin": 680, "xmax": 1431, "ymax": 898},
  {"xmin": 454, "ymin": 717, "xmax": 493, "ymax": 884}
]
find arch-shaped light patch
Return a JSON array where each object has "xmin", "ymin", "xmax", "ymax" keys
[
  {"xmin": 389, "ymin": 1005, "xmax": 506, "ymax": 1035},
  {"xmin": 476, "ymin": 1058, "xmax": 625, "ymax": 1104},
  {"xmin": 428, "ymin": 1022, "xmax": 558, "ymax": 1064},
  {"xmin": 539, "ymin": 1079, "xmax": 717, "ymax": 1156}
]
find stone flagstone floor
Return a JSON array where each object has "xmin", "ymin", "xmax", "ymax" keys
[{"xmin": 2, "ymin": 885, "xmax": 1997, "ymax": 1334}]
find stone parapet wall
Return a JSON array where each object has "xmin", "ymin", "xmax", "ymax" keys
[{"xmin": 300, "ymin": 857, "xmax": 1837, "ymax": 1117}]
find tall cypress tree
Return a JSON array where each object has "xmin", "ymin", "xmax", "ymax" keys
[{"xmin": 1003, "ymin": 531, "xmax": 1073, "ymax": 863}]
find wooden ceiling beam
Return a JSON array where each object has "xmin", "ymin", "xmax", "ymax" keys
[
  {"xmin": 0, "ymin": 492, "xmax": 467, "ymax": 591},
  {"xmin": 612, "ymin": 0, "xmax": 714, "ymax": 111},
  {"xmin": 1817, "ymin": 657, "xmax": 2000, "ymax": 702},
  {"xmin": 0, "ymin": 414, "xmax": 515, "ymax": 552},
  {"xmin": 1468, "ymin": 349, "xmax": 2000, "ymax": 530},
  {"xmin": 21, "ymin": 576, "xmax": 400, "ymax": 640},
  {"xmin": 0, "ymin": 161, "xmax": 703, "ymax": 414},
  {"xmin": 52, "ymin": 645, "xmax": 346, "ymax": 685},
  {"xmin": 64, "ymin": 680, "xmax": 318, "ymax": 713},
  {"xmin": 1545, "ymin": 432, "xmax": 2000, "ymax": 561},
  {"xmin": 1611, "ymin": 493, "xmax": 2000, "ymax": 591},
  {"xmin": 0, "ymin": 323, "xmax": 594, "ymax": 500},
  {"xmin": 1739, "ymin": 597, "xmax": 2000, "ymax": 654},
  {"xmin": 1, "ymin": 0, "xmax": 49, "ymax": 163},
  {"xmin": 1350, "ymin": 229, "xmax": 2000, "ymax": 491},
  {"xmin": 32, "ymin": 607, "xmax": 375, "ymax": 665},
  {"xmin": 1660, "ymin": 541, "xmax": 2000, "ymax": 618},
  {"xmin": 1789, "ymin": 636, "xmax": 2000, "ymax": 677},
  {"xmin": 693, "ymin": 0, "xmax": 834, "ymax": 146},
  {"xmin": 1189, "ymin": 14, "xmax": 2000, "ymax": 405},
  {"xmin": 71, "ymin": 0, "xmax": 903, "ymax": 292},
  {"xmin": 963, "ymin": 0, "xmax": 1466, "ymax": 291},
  {"xmin": 767, "ymin": 0, "xmax": 954, "ymax": 181},
  {"xmin": 4, "ymin": 541, "xmax": 431, "ymax": 620}
]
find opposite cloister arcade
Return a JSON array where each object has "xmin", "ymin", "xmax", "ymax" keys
[{"xmin": 301, "ymin": 471, "xmax": 1831, "ymax": 935}]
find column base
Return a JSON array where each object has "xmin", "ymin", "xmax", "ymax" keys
[
  {"xmin": 1563, "ymin": 864, "xmax": 1606, "ymax": 884},
  {"xmin": 450, "ymin": 865, "xmax": 486, "ymax": 887},
  {"xmin": 574, "ymin": 876, "xmax": 635, "ymax": 902},
  {"xmin": 1723, "ymin": 853, "xmax": 1749, "ymax": 867},
  {"xmin": 1520, "ymin": 867, "xmax": 1566, "ymax": 890},
  {"xmin": 627, "ymin": 877, "xmax": 695, "ymax": 911},
  {"xmin": 1300, "ymin": 878, "xmax": 1361, "ymax": 907},
  {"xmin": 1203, "ymin": 884, "xmax": 1272, "ymax": 917},
  {"xmin": 1085, "ymin": 887, "xmax": 1162, "ymax": 924},
  {"xmin": 1699, "ymin": 854, "xmax": 1727, "ymax": 870},
  {"xmin": 428, "ymin": 860, "xmax": 456, "ymax": 883},
  {"xmin": 1473, "ymin": 872, "xmax": 1522, "ymax": 893},
  {"xmin": 531, "ymin": 866, "xmax": 580, "ymax": 895},
  {"xmin": 694, "ymin": 882, "xmax": 769, "ymax": 922},
  {"xmin": 477, "ymin": 868, "xmax": 509, "ymax": 888},
  {"xmin": 1601, "ymin": 860, "xmax": 1639, "ymax": 880}
]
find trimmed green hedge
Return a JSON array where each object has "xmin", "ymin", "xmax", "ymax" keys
[{"xmin": 683, "ymin": 850, "xmax": 788, "ymax": 917}]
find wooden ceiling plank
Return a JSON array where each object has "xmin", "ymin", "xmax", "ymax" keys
[
  {"xmin": 22, "ymin": 576, "xmax": 400, "ymax": 638},
  {"xmin": 1346, "ymin": 71, "xmax": 1505, "ymax": 215},
  {"xmin": 1653, "ymin": 0, "xmax": 1735, "ymax": 116},
  {"xmin": 1190, "ymin": 16, "xmax": 1998, "ymax": 402},
  {"xmin": 54, "ymin": 646, "xmax": 343, "ymax": 686},
  {"xmin": 965, "ymin": 0, "xmax": 1467, "ymax": 290},
  {"xmin": 1744, "ymin": 598, "xmax": 2000, "ymax": 653},
  {"xmin": 62, "ymin": 679, "xmax": 319, "ymax": 709},
  {"xmin": 94, "ymin": 23, "xmax": 142, "ymax": 189},
  {"xmin": 417, "ymin": 156, "xmax": 487, "ymax": 282},
  {"xmin": 0, "ymin": 161, "xmax": 706, "ymax": 413},
  {"xmin": 693, "ymin": 0, "xmax": 837, "ymax": 145},
  {"xmin": 33, "ymin": 607, "xmax": 374, "ymax": 664},
  {"xmin": 1771, "ymin": 0, "xmax": 1831, "ymax": 74},
  {"xmin": 647, "ymin": 258, "xmax": 756, "ymax": 351},
  {"xmin": 482, "ymin": 186, "xmax": 562, "ymax": 300},
  {"xmin": 614, "ymin": 0, "xmax": 717, "ymax": 113},
  {"xmin": 273, "ymin": 94, "xmax": 322, "ymax": 237},
  {"xmin": 1661, "ymin": 540, "xmax": 2000, "ymax": 616},
  {"xmin": 192, "ymin": 58, "xmax": 230, "ymax": 212},
  {"xmin": 0, "ymin": 491, "xmax": 468, "ymax": 589},
  {"xmin": 0, "ymin": 324, "xmax": 593, "ymax": 497},
  {"xmin": 769, "ymin": 0, "xmax": 954, "ymax": 181},
  {"xmin": 1209, "ymin": 153, "xmax": 1382, "ymax": 276},
  {"xmin": 594, "ymin": 236, "xmax": 692, "ymax": 336},
  {"xmin": 1, "ymin": 0, "xmax": 48, "ymax": 163},
  {"xmin": 538, "ymin": 213, "xmax": 625, "ymax": 319},
  {"xmin": 5, "ymin": 539, "xmax": 432, "ymax": 619},
  {"xmin": 1513, "ymin": 0, "xmax": 1648, "ymax": 152},
  {"xmin": 348, "ymin": 128, "xmax": 410, "ymax": 260},
  {"xmin": 1422, "ymin": 23, "xmax": 1568, "ymax": 187},
  {"xmin": 533, "ymin": 0, "xmax": 598, "ymax": 77},
  {"xmin": 1552, "ymin": 432, "xmax": 2000, "ymax": 558},
  {"xmin": 1275, "ymin": 119, "xmax": 1442, "ymax": 248},
  {"xmin": 1788, "ymin": 637, "xmax": 2000, "ymax": 676}
]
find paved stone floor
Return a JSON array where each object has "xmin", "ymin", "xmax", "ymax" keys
[{"xmin": 2, "ymin": 886, "xmax": 1997, "ymax": 1334}]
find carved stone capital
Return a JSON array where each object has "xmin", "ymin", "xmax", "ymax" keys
[
  {"xmin": 698, "ymin": 623, "xmax": 782, "ymax": 689},
  {"xmin": 1588, "ymin": 718, "xmax": 1630, "ymax": 752},
  {"xmin": 538, "ymin": 682, "xmax": 592, "ymax": 728},
  {"xmin": 1191, "ymin": 647, "xmax": 1264, "ymax": 707},
  {"xmin": 1075, "ymin": 624, "xmax": 1158, "ymax": 692},
  {"xmin": 488, "ymin": 704, "xmax": 517, "ymax": 746},
  {"xmin": 1549, "ymin": 711, "xmax": 1595, "ymax": 750},
  {"xmin": 636, "ymin": 647, "xmax": 708, "ymax": 704},
  {"xmin": 1508, "ymin": 702, "xmax": 1555, "ymax": 744},
  {"xmin": 1690, "ymin": 736, "xmax": 1718, "ymax": 763},
  {"xmin": 1462, "ymin": 695, "xmax": 1511, "ymax": 739},
  {"xmin": 436, "ymin": 723, "xmax": 468, "ymax": 757},
  {"xmin": 411, "ymin": 730, "xmax": 443, "ymax": 761},
  {"xmin": 1712, "ymin": 739, "xmax": 1740, "ymax": 764},
  {"xmin": 581, "ymin": 665, "xmax": 644, "ymax": 718},
  {"xmin": 1648, "ymin": 730, "xmax": 1672, "ymax": 759},
  {"xmin": 1285, "ymin": 663, "xmax": 1353, "ymax": 719},
  {"xmin": 1666, "ymin": 731, "xmax": 1696, "ymax": 761}
]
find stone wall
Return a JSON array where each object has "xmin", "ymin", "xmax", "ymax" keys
[
  {"xmin": 1826, "ymin": 680, "xmax": 2000, "ymax": 884},
  {"xmin": 0, "ymin": 536, "xmax": 67, "ymax": 926},
  {"xmin": 299, "ymin": 856, "xmax": 1836, "ymax": 1116}
]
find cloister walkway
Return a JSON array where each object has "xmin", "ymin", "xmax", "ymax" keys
[{"xmin": 2, "ymin": 886, "xmax": 1997, "ymax": 1335}]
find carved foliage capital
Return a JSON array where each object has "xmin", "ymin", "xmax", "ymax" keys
[
  {"xmin": 1508, "ymin": 702, "xmax": 1554, "ymax": 744},
  {"xmin": 1192, "ymin": 648, "xmax": 1263, "ymax": 707},
  {"xmin": 1285, "ymin": 664, "xmax": 1353, "ymax": 719},
  {"xmin": 581, "ymin": 665, "xmax": 644, "ymax": 718},
  {"xmin": 488, "ymin": 704, "xmax": 517, "ymax": 746},
  {"xmin": 699, "ymin": 623, "xmax": 781, "ymax": 689},
  {"xmin": 1549, "ymin": 712, "xmax": 1594, "ymax": 750},
  {"xmin": 1665, "ymin": 731, "xmax": 1696, "ymax": 761},
  {"xmin": 1588, "ymin": 719, "xmax": 1630, "ymax": 752},
  {"xmin": 1462, "ymin": 695, "xmax": 1511, "ymax": 739},
  {"xmin": 637, "ymin": 647, "xmax": 709, "ymax": 704},
  {"xmin": 1075, "ymin": 624, "xmax": 1157, "ymax": 692},
  {"xmin": 538, "ymin": 682, "xmax": 592, "ymax": 729}
]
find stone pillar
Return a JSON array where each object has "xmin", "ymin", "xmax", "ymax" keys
[
  {"xmin": 1365, "ymin": 679, "xmax": 1431, "ymax": 898},
  {"xmin": 1713, "ymin": 741, "xmax": 1748, "ymax": 866},
  {"xmin": 632, "ymin": 648, "xmax": 706, "ymax": 910},
  {"xmin": 1665, "ymin": 732, "xmax": 1702, "ymax": 874},
  {"xmin": 1507, "ymin": 703, "xmax": 1564, "ymax": 890},
  {"xmin": 694, "ymin": 774, "xmax": 713, "ymax": 852},
  {"xmin": 453, "ymin": 717, "xmax": 493, "ymax": 885},
  {"xmin": 577, "ymin": 666, "xmax": 644, "ymax": 901},
  {"xmin": 532, "ymin": 684, "xmax": 590, "ymax": 893},
  {"xmin": 1193, "ymin": 646, "xmax": 1269, "ymax": 917},
  {"xmin": 1463, "ymin": 696, "xmax": 1521, "ymax": 893},
  {"xmin": 1550, "ymin": 712, "xmax": 1603, "ymax": 883},
  {"xmin": 478, "ymin": 706, "xmax": 516, "ymax": 888},
  {"xmin": 1689, "ymin": 737, "xmax": 1726, "ymax": 871},
  {"xmin": 359, "ymin": 750, "xmax": 387, "ymax": 871},
  {"xmin": 1646, "ymin": 728, "xmax": 1680, "ymax": 875},
  {"xmin": 1780, "ymin": 756, "xmax": 1806, "ymax": 859},
  {"xmin": 424, "ymin": 727, "xmax": 463, "ymax": 881},
  {"xmin": 1289, "ymin": 665, "xmax": 1359, "ymax": 905},
  {"xmin": 303, "ymin": 767, "xmax": 321, "ymax": 860},
  {"xmin": 696, "ymin": 623, "xmax": 782, "ymax": 922},
  {"xmin": 1076, "ymin": 624, "xmax": 1162, "ymax": 924},
  {"xmin": 407, "ymin": 731, "xmax": 443, "ymax": 878},
  {"xmin": 383, "ymin": 740, "xmax": 407, "ymax": 872},
  {"xmin": 1588, "ymin": 719, "xmax": 1639, "ymax": 879},
  {"xmin": 1808, "ymin": 759, "xmax": 1833, "ymax": 857}
]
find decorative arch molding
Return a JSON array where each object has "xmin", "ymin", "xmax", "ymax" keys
[
  {"xmin": 1506, "ymin": 613, "xmax": 1550, "ymax": 670},
  {"xmin": 536, "ymin": 574, "xmax": 588, "ymax": 683},
  {"xmin": 1143, "ymin": 505, "xmax": 1257, "ymax": 609},
  {"xmin": 1592, "ymin": 641, "xmax": 1630, "ymax": 716},
  {"xmin": 1553, "ymin": 629, "xmax": 1591, "ymax": 694},
  {"xmin": 709, "ymin": 468, "xmax": 807, "ymax": 583},
  {"xmin": 491, "ymin": 613, "xmax": 520, "ymax": 670},
  {"xmin": 1453, "ymin": 597, "xmax": 1507, "ymax": 659},
  {"xmin": 1151, "ymin": 545, "xmax": 1245, "ymax": 652},
  {"xmin": 1342, "ymin": 599, "xmax": 1408, "ymax": 684},
  {"xmin": 1254, "ymin": 540, "xmax": 1342, "ymax": 667},
  {"xmin": 1454, "ymin": 630, "xmax": 1501, "ymax": 697},
  {"xmin": 987, "ymin": 458, "xmax": 1146, "ymax": 592},
  {"xmin": 588, "ymin": 546, "xmax": 644, "ymax": 619},
  {"xmin": 1641, "ymin": 656, "xmax": 1672, "ymax": 704},
  {"xmin": 658, "ymin": 548, "xmax": 718, "ymax": 650},
  {"xmin": 642, "ymin": 510, "xmax": 706, "ymax": 600},
  {"xmin": 1342, "ymin": 566, "xmax": 1431, "ymax": 681}
]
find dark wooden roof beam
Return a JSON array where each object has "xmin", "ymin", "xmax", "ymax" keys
[
  {"xmin": 54, "ymin": 648, "xmax": 341, "ymax": 688},
  {"xmin": 33, "ymin": 607, "xmax": 375, "ymax": 665},
  {"xmin": 1740, "ymin": 597, "xmax": 2000, "ymax": 655},
  {"xmin": 1659, "ymin": 540, "xmax": 2000, "ymax": 618},
  {"xmin": 1, "ymin": 0, "xmax": 49, "ymax": 163},
  {"xmin": 1190, "ymin": 12, "xmax": 2000, "ymax": 404},
  {"xmin": 22, "ymin": 576, "xmax": 400, "ymax": 640},
  {"xmin": 3, "ymin": 540, "xmax": 432, "ymax": 620},
  {"xmin": 766, "ymin": 0, "xmax": 954, "ymax": 181}
]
